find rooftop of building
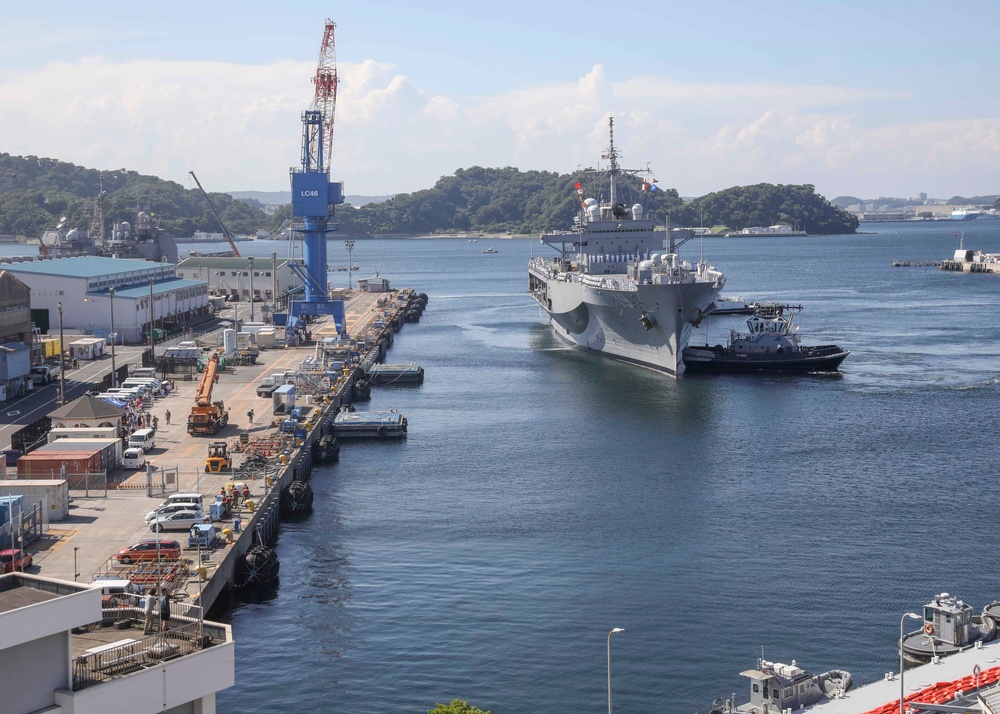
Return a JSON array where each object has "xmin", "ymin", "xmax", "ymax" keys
[
  {"xmin": 0, "ymin": 256, "xmax": 171, "ymax": 279},
  {"xmin": 96, "ymin": 278, "xmax": 206, "ymax": 299},
  {"xmin": 176, "ymin": 256, "xmax": 291, "ymax": 269}
]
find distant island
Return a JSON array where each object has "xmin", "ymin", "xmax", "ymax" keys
[{"xmin": 0, "ymin": 152, "xmax": 857, "ymax": 239}]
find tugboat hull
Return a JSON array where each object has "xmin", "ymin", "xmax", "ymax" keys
[{"xmin": 683, "ymin": 344, "xmax": 850, "ymax": 373}]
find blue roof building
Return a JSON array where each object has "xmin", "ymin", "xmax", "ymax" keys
[{"xmin": 0, "ymin": 256, "xmax": 209, "ymax": 344}]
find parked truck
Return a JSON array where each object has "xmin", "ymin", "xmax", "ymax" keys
[
  {"xmin": 30, "ymin": 364, "xmax": 61, "ymax": 386},
  {"xmin": 187, "ymin": 353, "xmax": 228, "ymax": 435},
  {"xmin": 256, "ymin": 376, "xmax": 279, "ymax": 397}
]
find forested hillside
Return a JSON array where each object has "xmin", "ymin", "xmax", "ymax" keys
[
  {"xmin": 0, "ymin": 153, "xmax": 857, "ymax": 238},
  {"xmin": 687, "ymin": 183, "xmax": 859, "ymax": 234},
  {"xmin": 0, "ymin": 154, "xmax": 269, "ymax": 238}
]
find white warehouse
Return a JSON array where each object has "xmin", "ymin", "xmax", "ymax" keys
[
  {"xmin": 1, "ymin": 256, "xmax": 209, "ymax": 344},
  {"xmin": 174, "ymin": 256, "xmax": 305, "ymax": 303}
]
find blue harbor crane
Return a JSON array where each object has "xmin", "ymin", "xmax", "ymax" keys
[{"xmin": 286, "ymin": 19, "xmax": 344, "ymax": 338}]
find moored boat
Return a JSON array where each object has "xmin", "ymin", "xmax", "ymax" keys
[
  {"xmin": 683, "ymin": 303, "xmax": 849, "ymax": 373},
  {"xmin": 709, "ymin": 658, "xmax": 852, "ymax": 714},
  {"xmin": 528, "ymin": 117, "xmax": 725, "ymax": 376},
  {"xmin": 901, "ymin": 593, "xmax": 996, "ymax": 665}
]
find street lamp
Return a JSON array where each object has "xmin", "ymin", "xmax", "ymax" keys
[
  {"xmin": 608, "ymin": 627, "xmax": 624, "ymax": 714},
  {"xmin": 345, "ymin": 240, "xmax": 355, "ymax": 290},
  {"xmin": 109, "ymin": 287, "xmax": 117, "ymax": 387},
  {"xmin": 900, "ymin": 612, "xmax": 921, "ymax": 714}
]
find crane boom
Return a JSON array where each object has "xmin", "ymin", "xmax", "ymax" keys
[
  {"xmin": 196, "ymin": 353, "xmax": 220, "ymax": 406},
  {"xmin": 188, "ymin": 171, "xmax": 242, "ymax": 258}
]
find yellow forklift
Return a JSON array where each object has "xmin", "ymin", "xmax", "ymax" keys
[{"xmin": 205, "ymin": 441, "xmax": 232, "ymax": 473}]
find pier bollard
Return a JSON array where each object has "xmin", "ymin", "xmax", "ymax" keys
[
  {"xmin": 264, "ymin": 474, "xmax": 273, "ymax": 489},
  {"xmin": 197, "ymin": 565, "xmax": 207, "ymax": 582},
  {"xmin": 246, "ymin": 499, "xmax": 255, "ymax": 513},
  {"xmin": 222, "ymin": 527, "xmax": 233, "ymax": 544}
]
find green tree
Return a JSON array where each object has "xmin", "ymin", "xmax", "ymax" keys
[{"xmin": 428, "ymin": 700, "xmax": 490, "ymax": 714}]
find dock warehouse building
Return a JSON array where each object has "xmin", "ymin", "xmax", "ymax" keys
[
  {"xmin": 175, "ymin": 256, "xmax": 305, "ymax": 303},
  {"xmin": 1, "ymin": 256, "xmax": 209, "ymax": 344}
]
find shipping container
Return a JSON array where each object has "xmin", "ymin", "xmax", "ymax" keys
[
  {"xmin": 0, "ymin": 479, "xmax": 69, "ymax": 520},
  {"xmin": 44, "ymin": 438, "xmax": 122, "ymax": 468},
  {"xmin": 0, "ymin": 494, "xmax": 25, "ymax": 525},
  {"xmin": 69, "ymin": 337, "xmax": 106, "ymax": 361},
  {"xmin": 17, "ymin": 450, "xmax": 105, "ymax": 481},
  {"xmin": 40, "ymin": 338, "xmax": 61, "ymax": 359},
  {"xmin": 256, "ymin": 329, "xmax": 276, "ymax": 349},
  {"xmin": 0, "ymin": 342, "xmax": 30, "ymax": 380}
]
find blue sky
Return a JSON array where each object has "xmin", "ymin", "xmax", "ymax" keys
[{"xmin": 3, "ymin": 1, "xmax": 1000, "ymax": 200}]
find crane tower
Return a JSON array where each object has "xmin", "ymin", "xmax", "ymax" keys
[{"xmin": 289, "ymin": 18, "xmax": 345, "ymax": 330}]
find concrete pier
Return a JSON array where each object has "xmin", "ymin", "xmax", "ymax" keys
[{"xmin": 18, "ymin": 288, "xmax": 424, "ymax": 612}]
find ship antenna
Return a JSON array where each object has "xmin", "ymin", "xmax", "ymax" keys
[{"xmin": 602, "ymin": 116, "xmax": 619, "ymax": 207}]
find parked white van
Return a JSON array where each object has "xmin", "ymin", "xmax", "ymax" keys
[
  {"xmin": 123, "ymin": 447, "xmax": 146, "ymax": 469},
  {"xmin": 123, "ymin": 378, "xmax": 161, "ymax": 391},
  {"xmin": 128, "ymin": 428, "xmax": 156, "ymax": 452},
  {"xmin": 130, "ymin": 368, "xmax": 157, "ymax": 379},
  {"xmin": 159, "ymin": 493, "xmax": 204, "ymax": 510}
]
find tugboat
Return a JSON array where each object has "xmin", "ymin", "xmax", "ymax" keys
[
  {"xmin": 683, "ymin": 303, "xmax": 849, "ymax": 373},
  {"xmin": 709, "ymin": 658, "xmax": 852, "ymax": 714},
  {"xmin": 901, "ymin": 593, "xmax": 996, "ymax": 665}
]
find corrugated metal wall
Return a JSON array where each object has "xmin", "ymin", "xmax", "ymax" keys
[{"xmin": 0, "ymin": 272, "xmax": 32, "ymax": 344}]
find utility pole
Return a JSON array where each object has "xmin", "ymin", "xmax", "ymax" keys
[
  {"xmin": 148, "ymin": 277, "xmax": 155, "ymax": 364},
  {"xmin": 271, "ymin": 252, "xmax": 277, "ymax": 319},
  {"xmin": 248, "ymin": 256, "xmax": 255, "ymax": 322},
  {"xmin": 345, "ymin": 240, "xmax": 355, "ymax": 290},
  {"xmin": 57, "ymin": 302, "xmax": 65, "ymax": 406},
  {"xmin": 109, "ymin": 287, "xmax": 117, "ymax": 387}
]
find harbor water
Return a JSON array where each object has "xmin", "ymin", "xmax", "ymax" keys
[{"xmin": 189, "ymin": 224, "xmax": 1000, "ymax": 713}]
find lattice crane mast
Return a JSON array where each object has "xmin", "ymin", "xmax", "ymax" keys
[{"xmin": 307, "ymin": 18, "xmax": 339, "ymax": 172}]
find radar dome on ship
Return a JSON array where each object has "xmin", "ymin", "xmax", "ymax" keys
[
  {"xmin": 121, "ymin": 222, "xmax": 131, "ymax": 231},
  {"xmin": 584, "ymin": 198, "xmax": 598, "ymax": 206},
  {"xmin": 586, "ymin": 204, "xmax": 600, "ymax": 221},
  {"xmin": 631, "ymin": 204, "xmax": 644, "ymax": 219},
  {"xmin": 66, "ymin": 229, "xmax": 80, "ymax": 240}
]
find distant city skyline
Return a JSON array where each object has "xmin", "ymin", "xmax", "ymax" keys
[{"xmin": 3, "ymin": 1, "xmax": 1000, "ymax": 200}]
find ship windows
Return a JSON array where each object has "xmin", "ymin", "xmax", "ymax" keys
[
  {"xmin": 752, "ymin": 684, "xmax": 760, "ymax": 693},
  {"xmin": 783, "ymin": 688, "xmax": 792, "ymax": 698}
]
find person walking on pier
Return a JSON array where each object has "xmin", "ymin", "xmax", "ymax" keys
[
  {"xmin": 143, "ymin": 588, "xmax": 157, "ymax": 635},
  {"xmin": 247, "ymin": 408, "xmax": 254, "ymax": 425},
  {"xmin": 159, "ymin": 590, "xmax": 171, "ymax": 633},
  {"xmin": 164, "ymin": 409, "xmax": 171, "ymax": 426}
]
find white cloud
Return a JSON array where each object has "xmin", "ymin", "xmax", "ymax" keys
[{"xmin": 0, "ymin": 54, "xmax": 997, "ymax": 198}]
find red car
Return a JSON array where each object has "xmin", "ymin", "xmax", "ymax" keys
[
  {"xmin": 115, "ymin": 539, "xmax": 181, "ymax": 564},
  {"xmin": 0, "ymin": 548, "xmax": 33, "ymax": 573}
]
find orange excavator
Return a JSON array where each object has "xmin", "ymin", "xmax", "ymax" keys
[{"xmin": 187, "ymin": 353, "xmax": 229, "ymax": 435}]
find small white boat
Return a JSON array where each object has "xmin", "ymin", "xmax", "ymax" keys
[{"xmin": 482, "ymin": 247, "xmax": 498, "ymax": 254}]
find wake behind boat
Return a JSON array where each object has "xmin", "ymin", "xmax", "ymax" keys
[
  {"xmin": 528, "ymin": 117, "xmax": 725, "ymax": 376},
  {"xmin": 683, "ymin": 303, "xmax": 849, "ymax": 373}
]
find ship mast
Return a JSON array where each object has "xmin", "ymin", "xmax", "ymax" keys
[{"xmin": 601, "ymin": 116, "xmax": 619, "ymax": 208}]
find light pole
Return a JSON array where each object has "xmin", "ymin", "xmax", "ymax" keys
[
  {"xmin": 900, "ymin": 611, "xmax": 921, "ymax": 714},
  {"xmin": 345, "ymin": 240, "xmax": 355, "ymax": 290},
  {"xmin": 57, "ymin": 302, "xmax": 65, "ymax": 407},
  {"xmin": 248, "ymin": 256, "xmax": 255, "ymax": 322},
  {"xmin": 608, "ymin": 627, "xmax": 624, "ymax": 714},
  {"xmin": 109, "ymin": 287, "xmax": 117, "ymax": 387}
]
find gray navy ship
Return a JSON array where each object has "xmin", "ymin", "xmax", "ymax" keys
[{"xmin": 528, "ymin": 117, "xmax": 725, "ymax": 376}]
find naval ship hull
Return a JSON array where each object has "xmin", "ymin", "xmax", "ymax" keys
[{"xmin": 537, "ymin": 275, "xmax": 722, "ymax": 376}]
